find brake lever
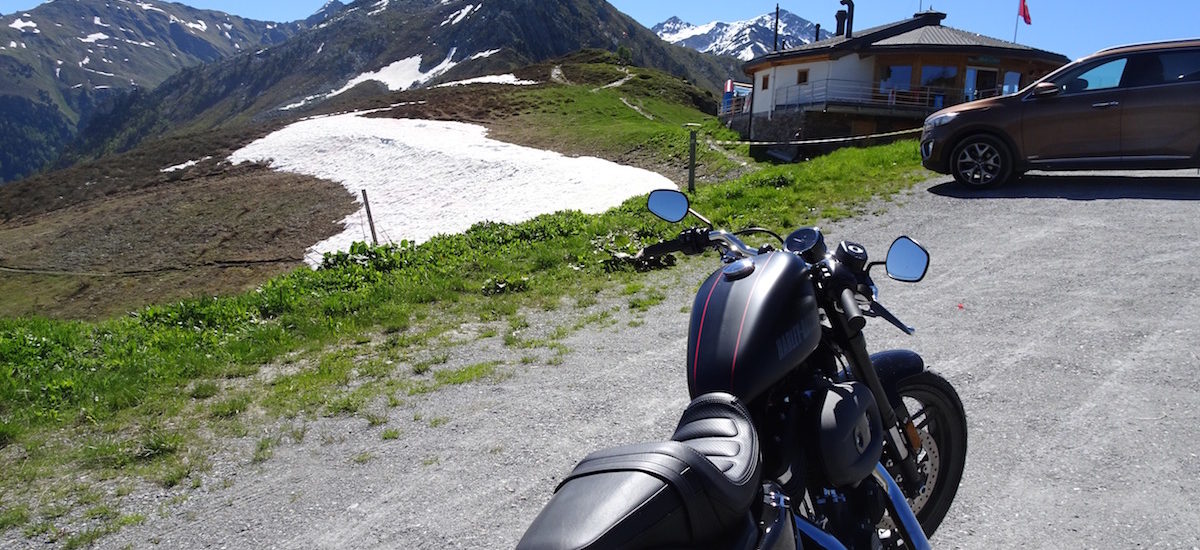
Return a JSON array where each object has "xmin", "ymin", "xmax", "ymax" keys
[{"xmin": 867, "ymin": 299, "xmax": 916, "ymax": 335}]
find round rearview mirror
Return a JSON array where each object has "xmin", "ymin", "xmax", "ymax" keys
[
  {"xmin": 885, "ymin": 236, "xmax": 929, "ymax": 282},
  {"xmin": 647, "ymin": 189, "xmax": 689, "ymax": 223}
]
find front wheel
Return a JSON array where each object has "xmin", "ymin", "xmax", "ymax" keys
[
  {"xmin": 894, "ymin": 370, "xmax": 967, "ymax": 537},
  {"xmin": 951, "ymin": 134, "xmax": 1013, "ymax": 188}
]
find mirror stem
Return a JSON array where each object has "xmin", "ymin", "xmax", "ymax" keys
[{"xmin": 689, "ymin": 209, "xmax": 714, "ymax": 229}]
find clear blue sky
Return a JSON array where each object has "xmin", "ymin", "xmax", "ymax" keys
[{"xmin": 2, "ymin": 0, "xmax": 1197, "ymax": 61}]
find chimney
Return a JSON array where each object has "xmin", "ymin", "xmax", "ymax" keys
[
  {"xmin": 835, "ymin": 10, "xmax": 847, "ymax": 37},
  {"xmin": 773, "ymin": 4, "xmax": 780, "ymax": 51},
  {"xmin": 840, "ymin": 0, "xmax": 855, "ymax": 38},
  {"xmin": 814, "ymin": 24, "xmax": 821, "ymax": 42}
]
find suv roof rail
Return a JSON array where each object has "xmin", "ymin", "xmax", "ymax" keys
[{"xmin": 1095, "ymin": 37, "xmax": 1200, "ymax": 55}]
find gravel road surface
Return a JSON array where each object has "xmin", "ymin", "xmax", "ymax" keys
[{"xmin": 95, "ymin": 170, "xmax": 1200, "ymax": 549}]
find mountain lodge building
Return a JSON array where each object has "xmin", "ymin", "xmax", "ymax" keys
[{"xmin": 726, "ymin": 9, "xmax": 1069, "ymax": 149}]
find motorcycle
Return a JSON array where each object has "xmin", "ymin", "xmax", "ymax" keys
[{"xmin": 518, "ymin": 189, "xmax": 966, "ymax": 549}]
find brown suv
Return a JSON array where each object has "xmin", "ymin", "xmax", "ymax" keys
[{"xmin": 921, "ymin": 39, "xmax": 1200, "ymax": 187}]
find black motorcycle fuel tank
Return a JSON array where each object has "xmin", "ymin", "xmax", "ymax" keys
[{"xmin": 687, "ymin": 251, "xmax": 822, "ymax": 402}]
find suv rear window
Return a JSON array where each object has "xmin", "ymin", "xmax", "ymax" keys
[{"xmin": 1160, "ymin": 49, "xmax": 1200, "ymax": 83}]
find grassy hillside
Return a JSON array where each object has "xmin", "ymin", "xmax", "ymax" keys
[
  {"xmin": 0, "ymin": 52, "xmax": 747, "ymax": 321},
  {"xmin": 0, "ymin": 51, "xmax": 928, "ymax": 547}
]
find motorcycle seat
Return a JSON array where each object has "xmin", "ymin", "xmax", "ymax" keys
[{"xmin": 517, "ymin": 393, "xmax": 761, "ymax": 549}]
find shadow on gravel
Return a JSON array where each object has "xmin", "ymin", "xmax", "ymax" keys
[{"xmin": 929, "ymin": 173, "xmax": 1200, "ymax": 201}]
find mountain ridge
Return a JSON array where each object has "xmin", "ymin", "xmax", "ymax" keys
[
  {"xmin": 652, "ymin": 8, "xmax": 832, "ymax": 61},
  {"xmin": 0, "ymin": 0, "xmax": 306, "ymax": 182},
  {"xmin": 57, "ymin": 0, "xmax": 743, "ymax": 168}
]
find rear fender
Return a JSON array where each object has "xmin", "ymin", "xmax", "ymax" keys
[{"xmin": 869, "ymin": 349, "xmax": 925, "ymax": 410}]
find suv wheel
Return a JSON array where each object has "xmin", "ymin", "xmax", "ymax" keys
[{"xmin": 951, "ymin": 135, "xmax": 1013, "ymax": 188}]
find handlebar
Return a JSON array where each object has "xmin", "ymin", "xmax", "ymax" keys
[
  {"xmin": 641, "ymin": 239, "xmax": 684, "ymax": 258},
  {"xmin": 640, "ymin": 229, "xmax": 759, "ymax": 259},
  {"xmin": 839, "ymin": 287, "xmax": 866, "ymax": 332}
]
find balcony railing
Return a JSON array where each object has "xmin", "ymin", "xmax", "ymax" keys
[{"xmin": 724, "ymin": 79, "xmax": 1011, "ymax": 116}]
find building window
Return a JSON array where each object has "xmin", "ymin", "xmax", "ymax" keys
[
  {"xmin": 762, "ymin": 74, "xmax": 770, "ymax": 90},
  {"xmin": 1002, "ymin": 71, "xmax": 1022, "ymax": 94},
  {"xmin": 797, "ymin": 70, "xmax": 809, "ymax": 85},
  {"xmin": 920, "ymin": 65, "xmax": 958, "ymax": 89},
  {"xmin": 880, "ymin": 65, "xmax": 912, "ymax": 92}
]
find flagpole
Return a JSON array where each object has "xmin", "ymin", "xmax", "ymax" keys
[{"xmin": 1013, "ymin": 14, "xmax": 1019, "ymax": 43}]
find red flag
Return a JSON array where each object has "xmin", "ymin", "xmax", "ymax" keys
[{"xmin": 1018, "ymin": 0, "xmax": 1032, "ymax": 25}]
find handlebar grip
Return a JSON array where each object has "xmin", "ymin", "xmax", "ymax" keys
[
  {"xmin": 642, "ymin": 238, "xmax": 683, "ymax": 258},
  {"xmin": 840, "ymin": 288, "xmax": 866, "ymax": 332}
]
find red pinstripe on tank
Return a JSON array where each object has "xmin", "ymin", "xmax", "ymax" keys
[
  {"xmin": 729, "ymin": 252, "xmax": 776, "ymax": 388},
  {"xmin": 691, "ymin": 274, "xmax": 723, "ymax": 386}
]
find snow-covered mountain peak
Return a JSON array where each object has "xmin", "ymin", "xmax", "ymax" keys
[{"xmin": 652, "ymin": 8, "xmax": 832, "ymax": 61}]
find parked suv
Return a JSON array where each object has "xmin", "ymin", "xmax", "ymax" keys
[{"xmin": 921, "ymin": 39, "xmax": 1200, "ymax": 187}]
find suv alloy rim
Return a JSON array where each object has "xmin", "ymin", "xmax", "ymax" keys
[{"xmin": 955, "ymin": 141, "xmax": 1003, "ymax": 185}]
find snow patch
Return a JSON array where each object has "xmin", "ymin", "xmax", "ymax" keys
[
  {"xmin": 330, "ymin": 48, "xmax": 457, "ymax": 97},
  {"xmin": 187, "ymin": 19, "xmax": 208, "ymax": 32},
  {"xmin": 469, "ymin": 48, "xmax": 501, "ymax": 60},
  {"xmin": 8, "ymin": 18, "xmax": 39, "ymax": 33},
  {"xmin": 441, "ymin": 4, "xmax": 477, "ymax": 26},
  {"xmin": 435, "ymin": 74, "xmax": 538, "ymax": 87},
  {"xmin": 94, "ymin": 16, "xmax": 110, "ymax": 27},
  {"xmin": 161, "ymin": 157, "xmax": 212, "ymax": 173},
  {"xmin": 228, "ymin": 113, "xmax": 675, "ymax": 265},
  {"xmin": 137, "ymin": 2, "xmax": 167, "ymax": 14},
  {"xmin": 78, "ymin": 33, "xmax": 111, "ymax": 43},
  {"xmin": 368, "ymin": 0, "xmax": 389, "ymax": 16}
]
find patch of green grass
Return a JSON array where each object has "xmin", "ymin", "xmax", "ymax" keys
[
  {"xmin": 286, "ymin": 423, "xmax": 307, "ymax": 443},
  {"xmin": 210, "ymin": 393, "xmax": 252, "ymax": 419},
  {"xmin": 381, "ymin": 428, "xmax": 400, "ymax": 440},
  {"xmin": 364, "ymin": 413, "xmax": 388, "ymax": 427},
  {"xmin": 189, "ymin": 381, "xmax": 220, "ymax": 400},
  {"xmin": 433, "ymin": 361, "xmax": 501, "ymax": 386},
  {"xmin": 23, "ymin": 521, "xmax": 55, "ymax": 538},
  {"xmin": 352, "ymin": 452, "xmax": 373, "ymax": 465},
  {"xmin": 84, "ymin": 505, "xmax": 117, "ymax": 521},
  {"xmin": 64, "ymin": 528, "xmax": 106, "ymax": 550},
  {"xmin": 411, "ymin": 352, "xmax": 448, "ymax": 375},
  {"xmin": 629, "ymin": 289, "xmax": 666, "ymax": 311},
  {"xmin": 156, "ymin": 459, "xmax": 193, "ymax": 488},
  {"xmin": 252, "ymin": 437, "xmax": 274, "ymax": 464},
  {"xmin": 0, "ymin": 505, "xmax": 29, "ymax": 531},
  {"xmin": 428, "ymin": 416, "xmax": 449, "ymax": 428}
]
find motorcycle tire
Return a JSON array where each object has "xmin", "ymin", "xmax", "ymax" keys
[{"xmin": 895, "ymin": 370, "xmax": 967, "ymax": 537}]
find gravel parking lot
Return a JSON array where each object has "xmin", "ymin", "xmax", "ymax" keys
[{"xmin": 98, "ymin": 170, "xmax": 1200, "ymax": 549}]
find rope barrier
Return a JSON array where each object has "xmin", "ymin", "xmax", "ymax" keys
[
  {"xmin": 0, "ymin": 258, "xmax": 303, "ymax": 278},
  {"xmin": 709, "ymin": 127, "xmax": 923, "ymax": 147}
]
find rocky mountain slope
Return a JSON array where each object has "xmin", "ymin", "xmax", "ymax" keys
[
  {"xmin": 59, "ymin": 0, "xmax": 742, "ymax": 167},
  {"xmin": 652, "ymin": 8, "xmax": 832, "ymax": 61},
  {"xmin": 0, "ymin": 0, "xmax": 304, "ymax": 183}
]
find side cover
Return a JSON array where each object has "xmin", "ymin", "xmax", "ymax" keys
[{"xmin": 687, "ymin": 251, "xmax": 821, "ymax": 402}]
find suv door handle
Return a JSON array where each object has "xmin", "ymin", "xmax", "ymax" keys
[{"xmin": 1091, "ymin": 101, "xmax": 1120, "ymax": 108}]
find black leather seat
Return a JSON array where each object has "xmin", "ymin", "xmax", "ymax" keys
[{"xmin": 517, "ymin": 393, "xmax": 761, "ymax": 549}]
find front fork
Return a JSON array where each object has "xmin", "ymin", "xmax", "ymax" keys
[{"xmin": 840, "ymin": 331, "xmax": 927, "ymax": 498}]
